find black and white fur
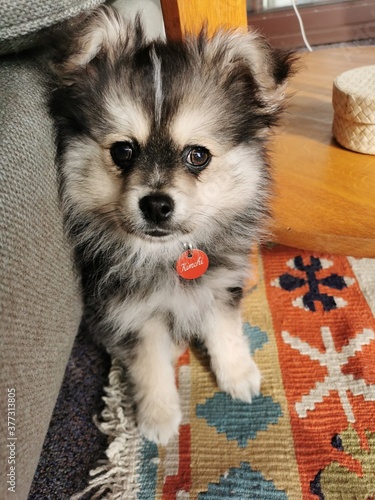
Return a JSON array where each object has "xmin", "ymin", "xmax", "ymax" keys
[{"xmin": 50, "ymin": 5, "xmax": 294, "ymax": 445}]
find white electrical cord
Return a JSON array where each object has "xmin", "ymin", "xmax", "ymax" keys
[{"xmin": 291, "ymin": 0, "xmax": 313, "ymax": 52}]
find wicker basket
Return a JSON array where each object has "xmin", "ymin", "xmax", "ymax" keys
[{"xmin": 332, "ymin": 65, "xmax": 375, "ymax": 155}]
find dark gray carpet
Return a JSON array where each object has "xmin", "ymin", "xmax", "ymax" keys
[{"xmin": 28, "ymin": 325, "xmax": 110, "ymax": 499}]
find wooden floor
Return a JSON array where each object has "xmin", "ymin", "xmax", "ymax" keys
[{"xmin": 270, "ymin": 46, "xmax": 375, "ymax": 258}]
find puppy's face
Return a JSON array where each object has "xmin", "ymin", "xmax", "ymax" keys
[{"xmin": 52, "ymin": 6, "xmax": 293, "ymax": 246}]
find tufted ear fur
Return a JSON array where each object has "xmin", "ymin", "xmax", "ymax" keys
[
  {"xmin": 197, "ymin": 28, "xmax": 296, "ymax": 114},
  {"xmin": 49, "ymin": 4, "xmax": 295, "ymax": 132},
  {"xmin": 49, "ymin": 5, "xmax": 144, "ymax": 85},
  {"xmin": 50, "ymin": 5, "xmax": 294, "ymax": 105}
]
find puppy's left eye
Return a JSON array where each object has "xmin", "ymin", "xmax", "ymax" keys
[
  {"xmin": 183, "ymin": 146, "xmax": 211, "ymax": 173},
  {"xmin": 110, "ymin": 141, "xmax": 137, "ymax": 169}
]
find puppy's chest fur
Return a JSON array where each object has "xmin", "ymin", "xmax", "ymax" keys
[{"xmin": 82, "ymin": 247, "xmax": 246, "ymax": 346}]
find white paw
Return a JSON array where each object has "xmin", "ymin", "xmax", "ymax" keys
[
  {"xmin": 137, "ymin": 397, "xmax": 182, "ymax": 446},
  {"xmin": 216, "ymin": 356, "xmax": 261, "ymax": 403}
]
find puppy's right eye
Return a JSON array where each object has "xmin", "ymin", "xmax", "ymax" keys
[
  {"xmin": 110, "ymin": 141, "xmax": 136, "ymax": 169},
  {"xmin": 183, "ymin": 146, "xmax": 211, "ymax": 174}
]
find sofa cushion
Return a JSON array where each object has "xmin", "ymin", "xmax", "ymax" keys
[
  {"xmin": 0, "ymin": 0, "xmax": 104, "ymax": 54},
  {"xmin": 0, "ymin": 52, "xmax": 83, "ymax": 498}
]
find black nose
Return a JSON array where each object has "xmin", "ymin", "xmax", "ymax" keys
[{"xmin": 139, "ymin": 194, "xmax": 174, "ymax": 225}]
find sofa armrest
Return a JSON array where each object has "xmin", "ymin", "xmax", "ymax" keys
[{"xmin": 0, "ymin": 53, "xmax": 82, "ymax": 499}]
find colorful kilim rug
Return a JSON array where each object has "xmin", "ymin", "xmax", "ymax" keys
[{"xmin": 74, "ymin": 245, "xmax": 375, "ymax": 500}]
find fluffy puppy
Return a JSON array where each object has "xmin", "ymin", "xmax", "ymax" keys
[{"xmin": 50, "ymin": 5, "xmax": 293, "ymax": 445}]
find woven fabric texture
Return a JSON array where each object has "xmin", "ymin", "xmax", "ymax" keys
[
  {"xmin": 0, "ymin": 53, "xmax": 82, "ymax": 498},
  {"xmin": 332, "ymin": 115, "xmax": 375, "ymax": 155},
  {"xmin": 75, "ymin": 246, "xmax": 375, "ymax": 499},
  {"xmin": 0, "ymin": 0, "xmax": 104, "ymax": 54},
  {"xmin": 332, "ymin": 65, "xmax": 375, "ymax": 155},
  {"xmin": 332, "ymin": 66, "xmax": 375, "ymax": 124}
]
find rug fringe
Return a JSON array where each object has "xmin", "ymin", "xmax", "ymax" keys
[{"xmin": 71, "ymin": 359, "xmax": 142, "ymax": 500}]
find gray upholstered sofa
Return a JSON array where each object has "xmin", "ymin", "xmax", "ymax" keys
[
  {"xmin": 0, "ymin": 1, "xmax": 163, "ymax": 497},
  {"xmin": 0, "ymin": 2, "xmax": 104, "ymax": 497}
]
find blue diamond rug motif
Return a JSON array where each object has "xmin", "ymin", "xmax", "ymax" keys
[
  {"xmin": 198, "ymin": 462, "xmax": 287, "ymax": 499},
  {"xmin": 243, "ymin": 322, "xmax": 268, "ymax": 355},
  {"xmin": 138, "ymin": 439, "xmax": 158, "ymax": 499},
  {"xmin": 196, "ymin": 392, "xmax": 282, "ymax": 447}
]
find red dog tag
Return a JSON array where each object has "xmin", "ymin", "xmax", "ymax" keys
[{"xmin": 176, "ymin": 249, "xmax": 209, "ymax": 280}]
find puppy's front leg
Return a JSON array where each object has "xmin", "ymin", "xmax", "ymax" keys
[
  {"xmin": 115, "ymin": 318, "xmax": 182, "ymax": 445},
  {"xmin": 203, "ymin": 303, "xmax": 261, "ymax": 403}
]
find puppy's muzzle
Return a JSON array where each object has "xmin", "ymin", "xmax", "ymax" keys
[{"xmin": 139, "ymin": 194, "xmax": 174, "ymax": 226}]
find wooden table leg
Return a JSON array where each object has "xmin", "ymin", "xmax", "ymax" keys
[{"xmin": 160, "ymin": 0, "xmax": 247, "ymax": 41}]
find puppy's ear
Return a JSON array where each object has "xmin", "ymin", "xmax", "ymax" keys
[
  {"xmin": 204, "ymin": 29, "xmax": 296, "ymax": 114},
  {"xmin": 49, "ymin": 5, "xmax": 142, "ymax": 85}
]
